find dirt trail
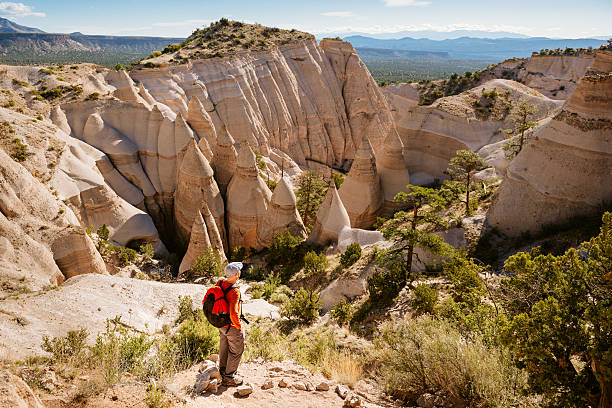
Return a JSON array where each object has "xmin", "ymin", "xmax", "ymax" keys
[{"xmin": 58, "ymin": 361, "xmax": 397, "ymax": 408}]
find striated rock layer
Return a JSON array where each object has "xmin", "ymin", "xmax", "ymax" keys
[
  {"xmin": 256, "ymin": 177, "xmax": 307, "ymax": 247},
  {"xmin": 385, "ymin": 79, "xmax": 564, "ymax": 184},
  {"xmin": 338, "ymin": 135, "xmax": 383, "ymax": 228},
  {"xmin": 487, "ymin": 50, "xmax": 612, "ymax": 236},
  {"xmin": 376, "ymin": 129, "xmax": 410, "ymax": 216},
  {"xmin": 131, "ymin": 38, "xmax": 394, "ymax": 169},
  {"xmin": 226, "ymin": 142, "xmax": 272, "ymax": 250}
]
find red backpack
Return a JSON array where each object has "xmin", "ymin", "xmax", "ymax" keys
[{"xmin": 202, "ymin": 279, "xmax": 234, "ymax": 328}]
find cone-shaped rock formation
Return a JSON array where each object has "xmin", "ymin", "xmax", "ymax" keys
[
  {"xmin": 338, "ymin": 134, "xmax": 383, "ymax": 228},
  {"xmin": 212, "ymin": 125, "xmax": 238, "ymax": 195},
  {"xmin": 308, "ymin": 179, "xmax": 351, "ymax": 245},
  {"xmin": 174, "ymin": 139, "xmax": 226, "ymax": 249},
  {"xmin": 226, "ymin": 142, "xmax": 272, "ymax": 250},
  {"xmin": 377, "ymin": 129, "xmax": 410, "ymax": 216},
  {"xmin": 257, "ymin": 177, "xmax": 307, "ymax": 247},
  {"xmin": 187, "ymin": 96, "xmax": 216, "ymax": 160}
]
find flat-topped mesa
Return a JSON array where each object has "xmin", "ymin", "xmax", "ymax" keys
[
  {"xmin": 257, "ymin": 177, "xmax": 307, "ymax": 248},
  {"xmin": 187, "ymin": 96, "xmax": 215, "ymax": 160},
  {"xmin": 308, "ymin": 179, "xmax": 351, "ymax": 246},
  {"xmin": 179, "ymin": 209, "xmax": 225, "ymax": 277},
  {"xmin": 487, "ymin": 49, "xmax": 612, "ymax": 236},
  {"xmin": 377, "ymin": 129, "xmax": 411, "ymax": 216},
  {"xmin": 212, "ymin": 125, "xmax": 238, "ymax": 195},
  {"xmin": 338, "ymin": 134, "xmax": 383, "ymax": 228},
  {"xmin": 226, "ymin": 141, "xmax": 272, "ymax": 250},
  {"xmin": 174, "ymin": 139, "xmax": 225, "ymax": 250}
]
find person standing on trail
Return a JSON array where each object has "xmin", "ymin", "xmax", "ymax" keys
[{"xmin": 217, "ymin": 261, "xmax": 245, "ymax": 387}]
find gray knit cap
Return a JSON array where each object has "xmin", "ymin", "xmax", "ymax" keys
[{"xmin": 224, "ymin": 262, "xmax": 243, "ymax": 277}]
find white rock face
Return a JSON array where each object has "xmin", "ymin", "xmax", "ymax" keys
[
  {"xmin": 385, "ymin": 79, "xmax": 564, "ymax": 184},
  {"xmin": 0, "ymin": 273, "xmax": 278, "ymax": 359},
  {"xmin": 226, "ymin": 142, "xmax": 272, "ymax": 250},
  {"xmin": 488, "ymin": 50, "xmax": 612, "ymax": 235}
]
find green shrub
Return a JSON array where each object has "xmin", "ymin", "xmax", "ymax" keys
[
  {"xmin": 340, "ymin": 243, "xmax": 361, "ymax": 268},
  {"xmin": 139, "ymin": 243, "xmax": 155, "ymax": 261},
  {"xmin": 410, "ymin": 284, "xmax": 439, "ymax": 314},
  {"xmin": 118, "ymin": 247, "xmax": 137, "ymax": 266},
  {"xmin": 145, "ymin": 382, "xmax": 170, "ymax": 408},
  {"xmin": 11, "ymin": 138, "xmax": 28, "ymax": 161},
  {"xmin": 368, "ymin": 249, "xmax": 406, "ymax": 305},
  {"xmin": 244, "ymin": 324, "xmax": 287, "ymax": 361},
  {"xmin": 175, "ymin": 295, "xmax": 202, "ymax": 324},
  {"xmin": 268, "ymin": 231, "xmax": 303, "ymax": 267},
  {"xmin": 303, "ymin": 250, "xmax": 328, "ymax": 276},
  {"xmin": 97, "ymin": 224, "xmax": 110, "ymax": 241},
  {"xmin": 443, "ymin": 253, "xmax": 485, "ymax": 308},
  {"xmin": 42, "ymin": 328, "xmax": 89, "ymax": 365},
  {"xmin": 332, "ymin": 173, "xmax": 345, "ymax": 189},
  {"xmin": 229, "ymin": 246, "xmax": 247, "ymax": 262},
  {"xmin": 329, "ymin": 299, "xmax": 354, "ymax": 326},
  {"xmin": 172, "ymin": 318, "xmax": 218, "ymax": 367},
  {"xmin": 86, "ymin": 92, "xmax": 100, "ymax": 101},
  {"xmin": 280, "ymin": 287, "xmax": 320, "ymax": 324},
  {"xmin": 12, "ymin": 78, "xmax": 29, "ymax": 87},
  {"xmin": 92, "ymin": 319, "xmax": 153, "ymax": 385},
  {"xmin": 375, "ymin": 317, "xmax": 531, "ymax": 407},
  {"xmin": 40, "ymin": 87, "xmax": 64, "ymax": 100},
  {"xmin": 188, "ymin": 248, "xmax": 223, "ymax": 279}
]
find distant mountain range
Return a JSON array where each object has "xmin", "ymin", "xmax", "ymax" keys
[
  {"xmin": 317, "ymin": 29, "xmax": 530, "ymax": 40},
  {"xmin": 355, "ymin": 48, "xmax": 450, "ymax": 60},
  {"xmin": 0, "ymin": 17, "xmax": 609, "ymax": 64},
  {"xmin": 344, "ymin": 36, "xmax": 608, "ymax": 60},
  {"xmin": 0, "ymin": 17, "xmax": 44, "ymax": 33}
]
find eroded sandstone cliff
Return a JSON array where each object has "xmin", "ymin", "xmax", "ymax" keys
[{"xmin": 487, "ymin": 50, "xmax": 612, "ymax": 235}]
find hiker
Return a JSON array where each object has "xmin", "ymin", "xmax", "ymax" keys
[{"xmin": 216, "ymin": 261, "xmax": 245, "ymax": 386}]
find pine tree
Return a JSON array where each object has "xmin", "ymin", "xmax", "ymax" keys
[{"xmin": 445, "ymin": 150, "xmax": 487, "ymax": 216}]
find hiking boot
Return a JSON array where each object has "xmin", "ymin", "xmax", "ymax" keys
[{"xmin": 222, "ymin": 375, "xmax": 243, "ymax": 387}]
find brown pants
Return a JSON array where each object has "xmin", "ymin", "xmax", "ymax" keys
[{"xmin": 218, "ymin": 327, "xmax": 244, "ymax": 376}]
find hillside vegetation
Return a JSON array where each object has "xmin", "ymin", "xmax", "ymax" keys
[{"xmin": 142, "ymin": 19, "xmax": 313, "ymax": 64}]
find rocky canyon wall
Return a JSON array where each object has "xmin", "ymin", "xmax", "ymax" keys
[{"xmin": 487, "ymin": 50, "xmax": 612, "ymax": 235}]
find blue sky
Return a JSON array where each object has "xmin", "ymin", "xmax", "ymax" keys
[{"xmin": 3, "ymin": 0, "xmax": 611, "ymax": 38}]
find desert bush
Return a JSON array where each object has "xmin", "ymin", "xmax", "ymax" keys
[
  {"xmin": 175, "ymin": 295, "xmax": 202, "ymax": 324},
  {"xmin": 86, "ymin": 92, "xmax": 100, "ymax": 101},
  {"xmin": 411, "ymin": 284, "xmax": 439, "ymax": 314},
  {"xmin": 280, "ymin": 287, "xmax": 320, "ymax": 324},
  {"xmin": 375, "ymin": 317, "xmax": 532, "ymax": 407},
  {"xmin": 244, "ymin": 324, "xmax": 287, "ymax": 361},
  {"xmin": 303, "ymin": 250, "xmax": 328, "ymax": 276},
  {"xmin": 139, "ymin": 243, "xmax": 155, "ymax": 261},
  {"xmin": 97, "ymin": 224, "xmax": 110, "ymax": 241},
  {"xmin": 91, "ymin": 319, "xmax": 153, "ymax": 385},
  {"xmin": 145, "ymin": 382, "xmax": 170, "ymax": 408},
  {"xmin": 329, "ymin": 298, "xmax": 354, "ymax": 326},
  {"xmin": 188, "ymin": 248, "xmax": 224, "ymax": 279},
  {"xmin": 368, "ymin": 249, "xmax": 406, "ymax": 305},
  {"xmin": 42, "ymin": 328, "xmax": 89, "ymax": 365},
  {"xmin": 171, "ymin": 318, "xmax": 218, "ymax": 367},
  {"xmin": 10, "ymin": 138, "xmax": 28, "ymax": 161},
  {"xmin": 332, "ymin": 173, "xmax": 345, "ymax": 189},
  {"xmin": 340, "ymin": 243, "xmax": 361, "ymax": 268},
  {"xmin": 443, "ymin": 253, "xmax": 485, "ymax": 308}
]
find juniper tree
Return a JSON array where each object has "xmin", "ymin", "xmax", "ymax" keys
[
  {"xmin": 445, "ymin": 150, "xmax": 487, "ymax": 216},
  {"xmin": 501, "ymin": 99, "xmax": 538, "ymax": 159},
  {"xmin": 381, "ymin": 185, "xmax": 452, "ymax": 284},
  {"xmin": 501, "ymin": 212, "xmax": 612, "ymax": 408},
  {"xmin": 295, "ymin": 170, "xmax": 327, "ymax": 231}
]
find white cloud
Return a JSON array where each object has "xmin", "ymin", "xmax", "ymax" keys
[
  {"xmin": 0, "ymin": 2, "xmax": 45, "ymax": 17},
  {"xmin": 321, "ymin": 11, "xmax": 355, "ymax": 18},
  {"xmin": 152, "ymin": 19, "xmax": 212, "ymax": 28},
  {"xmin": 383, "ymin": 0, "xmax": 431, "ymax": 7}
]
